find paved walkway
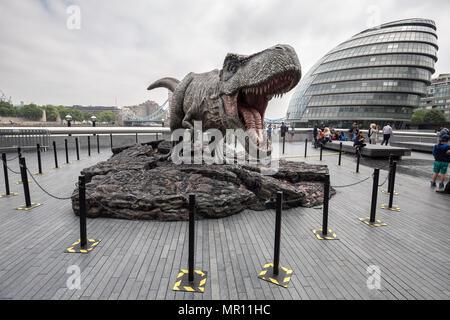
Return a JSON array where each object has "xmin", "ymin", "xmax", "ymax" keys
[{"xmin": 0, "ymin": 141, "xmax": 448, "ymax": 300}]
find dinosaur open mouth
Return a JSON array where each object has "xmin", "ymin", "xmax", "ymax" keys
[{"xmin": 221, "ymin": 72, "xmax": 299, "ymax": 144}]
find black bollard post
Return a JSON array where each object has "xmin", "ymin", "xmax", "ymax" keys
[
  {"xmin": 19, "ymin": 157, "xmax": 31, "ymax": 208},
  {"xmin": 320, "ymin": 144, "xmax": 323, "ymax": 161},
  {"xmin": 135, "ymin": 133, "xmax": 138, "ymax": 143},
  {"xmin": 75, "ymin": 137, "xmax": 80, "ymax": 161},
  {"xmin": 360, "ymin": 167, "xmax": 387, "ymax": 227},
  {"xmin": 338, "ymin": 142, "xmax": 342, "ymax": 166},
  {"xmin": 2, "ymin": 153, "xmax": 12, "ymax": 197},
  {"xmin": 79, "ymin": 175, "xmax": 87, "ymax": 248},
  {"xmin": 322, "ymin": 174, "xmax": 330, "ymax": 236},
  {"xmin": 370, "ymin": 168, "xmax": 380, "ymax": 223},
  {"xmin": 188, "ymin": 194, "xmax": 195, "ymax": 282},
  {"xmin": 53, "ymin": 141, "xmax": 59, "ymax": 169},
  {"xmin": 356, "ymin": 151, "xmax": 361, "ymax": 173},
  {"xmin": 210, "ymin": 136, "xmax": 216, "ymax": 159},
  {"xmin": 273, "ymin": 191, "xmax": 282, "ymax": 276},
  {"xmin": 282, "ymin": 136, "xmax": 285, "ymax": 154},
  {"xmin": 388, "ymin": 161, "xmax": 397, "ymax": 209},
  {"xmin": 258, "ymin": 190, "xmax": 293, "ymax": 288},
  {"xmin": 36, "ymin": 144, "xmax": 43, "ymax": 174},
  {"xmin": 97, "ymin": 135, "xmax": 100, "ymax": 154},
  {"xmin": 17, "ymin": 147, "xmax": 22, "ymax": 158},
  {"xmin": 87, "ymin": 136, "xmax": 91, "ymax": 157},
  {"xmin": 110, "ymin": 134, "xmax": 113, "ymax": 150},
  {"xmin": 65, "ymin": 139, "xmax": 69, "ymax": 164},
  {"xmin": 257, "ymin": 141, "xmax": 260, "ymax": 162},
  {"xmin": 65, "ymin": 175, "xmax": 101, "ymax": 253},
  {"xmin": 304, "ymin": 138, "xmax": 308, "ymax": 158},
  {"xmin": 172, "ymin": 193, "xmax": 207, "ymax": 293},
  {"xmin": 245, "ymin": 137, "xmax": 249, "ymax": 163}
]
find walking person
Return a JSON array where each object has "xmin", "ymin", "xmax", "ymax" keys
[
  {"xmin": 313, "ymin": 124, "xmax": 318, "ymax": 149},
  {"xmin": 381, "ymin": 123, "xmax": 393, "ymax": 146},
  {"xmin": 280, "ymin": 122, "xmax": 288, "ymax": 144},
  {"xmin": 368, "ymin": 123, "xmax": 378, "ymax": 145},
  {"xmin": 267, "ymin": 124, "xmax": 272, "ymax": 145},
  {"xmin": 431, "ymin": 134, "xmax": 450, "ymax": 191},
  {"xmin": 289, "ymin": 126, "xmax": 295, "ymax": 142}
]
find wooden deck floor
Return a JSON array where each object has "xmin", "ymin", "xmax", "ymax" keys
[{"xmin": 0, "ymin": 142, "xmax": 448, "ymax": 300}]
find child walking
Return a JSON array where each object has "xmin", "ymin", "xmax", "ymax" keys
[{"xmin": 431, "ymin": 134, "xmax": 450, "ymax": 191}]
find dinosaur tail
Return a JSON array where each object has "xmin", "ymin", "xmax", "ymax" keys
[{"xmin": 147, "ymin": 77, "xmax": 180, "ymax": 92}]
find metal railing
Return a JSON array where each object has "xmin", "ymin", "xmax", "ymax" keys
[{"xmin": 0, "ymin": 128, "xmax": 50, "ymax": 152}]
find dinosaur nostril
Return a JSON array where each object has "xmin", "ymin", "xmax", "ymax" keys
[{"xmin": 275, "ymin": 46, "xmax": 284, "ymax": 50}]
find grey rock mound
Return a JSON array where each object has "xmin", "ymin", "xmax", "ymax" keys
[{"xmin": 72, "ymin": 142, "xmax": 333, "ymax": 221}]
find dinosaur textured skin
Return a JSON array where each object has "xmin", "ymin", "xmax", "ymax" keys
[{"xmin": 147, "ymin": 44, "xmax": 301, "ymax": 150}]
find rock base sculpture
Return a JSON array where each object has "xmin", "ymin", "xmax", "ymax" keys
[{"xmin": 72, "ymin": 141, "xmax": 335, "ymax": 221}]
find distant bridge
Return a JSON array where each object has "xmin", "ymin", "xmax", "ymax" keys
[{"xmin": 122, "ymin": 99, "xmax": 169, "ymax": 126}]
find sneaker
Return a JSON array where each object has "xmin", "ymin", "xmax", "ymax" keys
[
  {"xmin": 430, "ymin": 181, "xmax": 437, "ymax": 188},
  {"xmin": 438, "ymin": 183, "xmax": 444, "ymax": 189}
]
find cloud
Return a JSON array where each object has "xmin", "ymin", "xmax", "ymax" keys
[{"xmin": 0, "ymin": 0, "xmax": 449, "ymax": 119}]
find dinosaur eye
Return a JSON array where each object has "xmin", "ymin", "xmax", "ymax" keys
[{"xmin": 227, "ymin": 64, "xmax": 237, "ymax": 73}]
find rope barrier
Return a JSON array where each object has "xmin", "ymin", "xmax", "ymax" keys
[
  {"xmin": 25, "ymin": 167, "xmax": 74, "ymax": 200},
  {"xmin": 378, "ymin": 173, "xmax": 389, "ymax": 187},
  {"xmin": 6, "ymin": 154, "xmax": 20, "ymax": 161},
  {"xmin": 331, "ymin": 175, "xmax": 372, "ymax": 188},
  {"xmin": 1, "ymin": 158, "xmax": 21, "ymax": 175}
]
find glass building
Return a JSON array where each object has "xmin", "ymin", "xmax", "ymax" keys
[
  {"xmin": 286, "ymin": 18, "xmax": 438, "ymax": 129},
  {"xmin": 419, "ymin": 74, "xmax": 450, "ymax": 121}
]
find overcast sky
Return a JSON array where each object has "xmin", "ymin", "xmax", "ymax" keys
[{"xmin": 0, "ymin": 0, "xmax": 449, "ymax": 119}]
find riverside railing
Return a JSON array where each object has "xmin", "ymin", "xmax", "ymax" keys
[
  {"xmin": 0, "ymin": 128, "xmax": 50, "ymax": 152},
  {"xmin": 0, "ymin": 127, "xmax": 438, "ymax": 152}
]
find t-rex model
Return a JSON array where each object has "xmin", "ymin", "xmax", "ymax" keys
[{"xmin": 147, "ymin": 44, "xmax": 301, "ymax": 151}]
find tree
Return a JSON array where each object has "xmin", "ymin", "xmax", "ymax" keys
[
  {"xmin": 43, "ymin": 105, "xmax": 58, "ymax": 121},
  {"xmin": 423, "ymin": 109, "xmax": 446, "ymax": 123},
  {"xmin": 98, "ymin": 111, "xmax": 116, "ymax": 123},
  {"xmin": 83, "ymin": 112, "xmax": 94, "ymax": 121},
  {"xmin": 56, "ymin": 105, "xmax": 70, "ymax": 120},
  {"xmin": 411, "ymin": 109, "xmax": 426, "ymax": 123},
  {"xmin": 18, "ymin": 104, "xmax": 43, "ymax": 120},
  {"xmin": 0, "ymin": 100, "xmax": 17, "ymax": 117},
  {"xmin": 70, "ymin": 109, "xmax": 84, "ymax": 122}
]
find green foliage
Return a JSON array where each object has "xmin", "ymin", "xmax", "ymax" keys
[
  {"xmin": 18, "ymin": 104, "xmax": 43, "ymax": 120},
  {"xmin": 411, "ymin": 109, "xmax": 447, "ymax": 123},
  {"xmin": 69, "ymin": 109, "xmax": 84, "ymax": 122},
  {"xmin": 56, "ymin": 105, "xmax": 70, "ymax": 120},
  {"xmin": 42, "ymin": 105, "xmax": 58, "ymax": 121},
  {"xmin": 411, "ymin": 109, "xmax": 426, "ymax": 123},
  {"xmin": 83, "ymin": 112, "xmax": 94, "ymax": 121},
  {"xmin": 1, "ymin": 102, "xmax": 116, "ymax": 124},
  {"xmin": 423, "ymin": 109, "xmax": 446, "ymax": 123},
  {"xmin": 0, "ymin": 100, "xmax": 17, "ymax": 117},
  {"xmin": 98, "ymin": 111, "xmax": 116, "ymax": 123}
]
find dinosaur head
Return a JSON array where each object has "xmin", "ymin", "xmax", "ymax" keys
[{"xmin": 219, "ymin": 44, "xmax": 301, "ymax": 146}]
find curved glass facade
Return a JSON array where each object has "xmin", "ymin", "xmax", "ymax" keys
[{"xmin": 286, "ymin": 18, "xmax": 438, "ymax": 128}]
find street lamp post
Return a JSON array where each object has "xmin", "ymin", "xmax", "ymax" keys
[
  {"xmin": 65, "ymin": 114, "xmax": 72, "ymax": 127},
  {"xmin": 65, "ymin": 115, "xmax": 72, "ymax": 136},
  {"xmin": 91, "ymin": 115, "xmax": 97, "ymax": 137}
]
